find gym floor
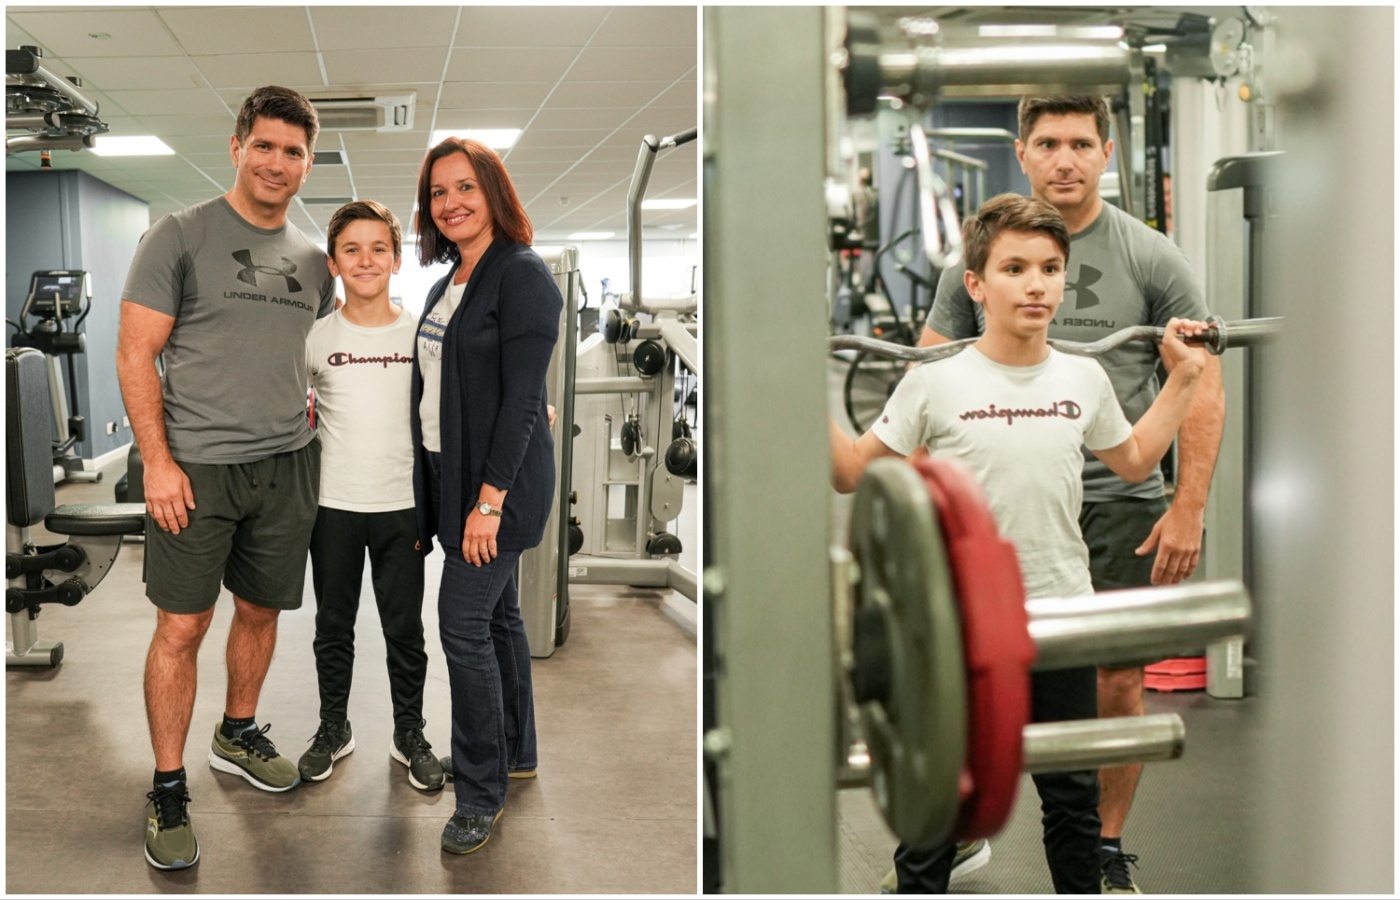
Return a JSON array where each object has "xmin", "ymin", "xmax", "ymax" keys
[{"xmin": 6, "ymin": 460, "xmax": 698, "ymax": 893}]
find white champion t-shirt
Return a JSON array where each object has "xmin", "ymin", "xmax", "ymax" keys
[
  {"xmin": 871, "ymin": 346, "xmax": 1133, "ymax": 600},
  {"xmin": 306, "ymin": 308, "xmax": 416, "ymax": 512},
  {"xmin": 416, "ymin": 279, "xmax": 466, "ymax": 453}
]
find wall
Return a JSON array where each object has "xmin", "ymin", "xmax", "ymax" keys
[{"xmin": 6, "ymin": 169, "xmax": 149, "ymax": 461}]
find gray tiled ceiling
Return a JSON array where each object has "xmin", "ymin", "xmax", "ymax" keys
[{"xmin": 5, "ymin": 5, "xmax": 698, "ymax": 243}]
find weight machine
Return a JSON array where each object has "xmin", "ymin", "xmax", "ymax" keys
[
  {"xmin": 566, "ymin": 128, "xmax": 699, "ymax": 607},
  {"xmin": 7, "ymin": 45, "xmax": 109, "ymax": 162},
  {"xmin": 705, "ymin": 8, "xmax": 1269, "ymax": 893},
  {"xmin": 9, "ymin": 270, "xmax": 102, "ymax": 485}
]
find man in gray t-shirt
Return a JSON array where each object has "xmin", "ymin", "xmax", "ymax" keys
[
  {"xmin": 115, "ymin": 86, "xmax": 334, "ymax": 872},
  {"xmin": 916, "ymin": 97, "xmax": 1224, "ymax": 893}
]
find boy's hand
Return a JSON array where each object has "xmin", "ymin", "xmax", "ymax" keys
[{"xmin": 1160, "ymin": 317, "xmax": 1211, "ymax": 376}]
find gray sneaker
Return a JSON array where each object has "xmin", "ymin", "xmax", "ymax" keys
[
  {"xmin": 144, "ymin": 784, "xmax": 199, "ymax": 870},
  {"xmin": 441, "ymin": 808, "xmax": 504, "ymax": 854},
  {"xmin": 391, "ymin": 727, "xmax": 445, "ymax": 791},
  {"xmin": 208, "ymin": 723, "xmax": 300, "ymax": 792},
  {"xmin": 298, "ymin": 719, "xmax": 355, "ymax": 782}
]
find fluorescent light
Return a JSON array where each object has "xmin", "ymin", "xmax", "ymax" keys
[
  {"xmin": 90, "ymin": 135, "xmax": 174, "ymax": 157},
  {"xmin": 641, "ymin": 198, "xmax": 697, "ymax": 210},
  {"xmin": 430, "ymin": 128, "xmax": 521, "ymax": 150},
  {"xmin": 567, "ymin": 231, "xmax": 615, "ymax": 240}
]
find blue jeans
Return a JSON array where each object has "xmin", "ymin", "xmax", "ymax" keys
[{"xmin": 428, "ymin": 452, "xmax": 538, "ymax": 815}]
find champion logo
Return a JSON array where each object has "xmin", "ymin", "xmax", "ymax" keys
[{"xmin": 232, "ymin": 250, "xmax": 302, "ymax": 292}]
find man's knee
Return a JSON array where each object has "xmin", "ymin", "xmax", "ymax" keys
[
  {"xmin": 232, "ymin": 594, "xmax": 282, "ymax": 628},
  {"xmin": 153, "ymin": 608, "xmax": 215, "ymax": 655},
  {"xmin": 1097, "ymin": 666, "xmax": 1145, "ymax": 713}
]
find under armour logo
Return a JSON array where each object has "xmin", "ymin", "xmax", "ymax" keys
[
  {"xmin": 1066, "ymin": 264, "xmax": 1102, "ymax": 309},
  {"xmin": 232, "ymin": 250, "xmax": 302, "ymax": 292}
]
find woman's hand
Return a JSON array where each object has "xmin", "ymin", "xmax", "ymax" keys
[{"xmin": 462, "ymin": 509, "xmax": 501, "ymax": 567}]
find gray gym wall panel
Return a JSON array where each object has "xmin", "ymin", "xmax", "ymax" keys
[{"xmin": 6, "ymin": 169, "xmax": 149, "ymax": 460}]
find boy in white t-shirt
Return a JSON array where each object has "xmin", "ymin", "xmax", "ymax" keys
[
  {"xmin": 829, "ymin": 194, "xmax": 1211, "ymax": 894},
  {"xmin": 298, "ymin": 200, "xmax": 446, "ymax": 791}
]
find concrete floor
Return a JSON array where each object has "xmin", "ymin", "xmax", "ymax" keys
[{"xmin": 7, "ymin": 463, "xmax": 697, "ymax": 893}]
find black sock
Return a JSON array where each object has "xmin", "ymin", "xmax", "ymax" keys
[
  {"xmin": 221, "ymin": 714, "xmax": 256, "ymax": 739},
  {"xmin": 1101, "ymin": 837, "xmax": 1123, "ymax": 854},
  {"xmin": 153, "ymin": 767, "xmax": 186, "ymax": 790}
]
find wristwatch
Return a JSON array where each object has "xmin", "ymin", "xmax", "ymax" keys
[{"xmin": 477, "ymin": 501, "xmax": 502, "ymax": 517}]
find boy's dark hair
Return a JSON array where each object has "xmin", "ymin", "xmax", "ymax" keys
[
  {"xmin": 235, "ymin": 85, "xmax": 319, "ymax": 149},
  {"xmin": 414, "ymin": 137, "xmax": 533, "ymax": 266},
  {"xmin": 327, "ymin": 200, "xmax": 403, "ymax": 259},
  {"xmin": 1017, "ymin": 95, "xmax": 1111, "ymax": 145},
  {"xmin": 962, "ymin": 194, "xmax": 1071, "ymax": 275}
]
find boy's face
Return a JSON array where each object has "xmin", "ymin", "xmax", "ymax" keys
[
  {"xmin": 327, "ymin": 218, "xmax": 400, "ymax": 301},
  {"xmin": 1015, "ymin": 112, "xmax": 1113, "ymax": 212},
  {"xmin": 964, "ymin": 230, "xmax": 1066, "ymax": 340}
]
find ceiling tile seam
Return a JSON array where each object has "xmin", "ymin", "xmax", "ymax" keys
[
  {"xmin": 423, "ymin": 6, "xmax": 467, "ymax": 152},
  {"xmin": 500, "ymin": 9, "xmax": 614, "ymax": 166},
  {"xmin": 295, "ymin": 3, "xmax": 340, "ymax": 226},
  {"xmin": 150, "ymin": 8, "xmax": 240, "ymax": 199},
  {"xmin": 531, "ymin": 71, "xmax": 698, "ymax": 231}
]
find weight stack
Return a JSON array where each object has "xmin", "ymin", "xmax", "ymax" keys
[{"xmin": 1144, "ymin": 656, "xmax": 1207, "ymax": 692}]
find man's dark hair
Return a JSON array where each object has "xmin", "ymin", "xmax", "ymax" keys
[
  {"xmin": 1017, "ymin": 95, "xmax": 1111, "ymax": 145},
  {"xmin": 962, "ymin": 193, "xmax": 1071, "ymax": 276},
  {"xmin": 327, "ymin": 200, "xmax": 402, "ymax": 259},
  {"xmin": 235, "ymin": 85, "xmax": 319, "ymax": 149}
]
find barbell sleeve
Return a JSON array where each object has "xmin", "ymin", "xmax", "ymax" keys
[
  {"xmin": 1025, "ymin": 580, "xmax": 1251, "ymax": 672},
  {"xmin": 841, "ymin": 713, "xmax": 1187, "ymax": 788},
  {"xmin": 1021, "ymin": 714, "xmax": 1185, "ymax": 774}
]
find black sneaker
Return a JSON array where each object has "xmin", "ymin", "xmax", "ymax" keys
[
  {"xmin": 392, "ymin": 726, "xmax": 446, "ymax": 791},
  {"xmin": 1100, "ymin": 848, "xmax": 1142, "ymax": 894},
  {"xmin": 298, "ymin": 719, "xmax": 355, "ymax": 782},
  {"xmin": 441, "ymin": 808, "xmax": 504, "ymax": 854},
  {"xmin": 144, "ymin": 784, "xmax": 199, "ymax": 870}
]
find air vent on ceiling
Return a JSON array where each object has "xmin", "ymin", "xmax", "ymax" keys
[
  {"xmin": 309, "ymin": 93, "xmax": 415, "ymax": 133},
  {"xmin": 313, "ymin": 150, "xmax": 345, "ymax": 165}
]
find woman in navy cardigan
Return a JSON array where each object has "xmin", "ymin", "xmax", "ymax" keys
[{"xmin": 410, "ymin": 137, "xmax": 562, "ymax": 854}]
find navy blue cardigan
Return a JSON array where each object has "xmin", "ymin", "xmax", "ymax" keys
[{"xmin": 411, "ymin": 238, "xmax": 562, "ymax": 554}]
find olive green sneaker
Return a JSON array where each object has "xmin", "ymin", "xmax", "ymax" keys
[
  {"xmin": 879, "ymin": 839, "xmax": 991, "ymax": 892},
  {"xmin": 208, "ymin": 723, "xmax": 300, "ymax": 792},
  {"xmin": 144, "ymin": 784, "xmax": 199, "ymax": 870}
]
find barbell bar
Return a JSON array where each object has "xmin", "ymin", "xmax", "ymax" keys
[{"xmin": 829, "ymin": 315, "xmax": 1284, "ymax": 362}]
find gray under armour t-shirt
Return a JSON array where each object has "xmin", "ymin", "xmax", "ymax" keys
[
  {"xmin": 122, "ymin": 196, "xmax": 336, "ymax": 464},
  {"xmin": 925, "ymin": 201, "xmax": 1207, "ymax": 501}
]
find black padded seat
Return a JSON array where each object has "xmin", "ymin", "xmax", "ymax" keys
[{"xmin": 45, "ymin": 503, "xmax": 146, "ymax": 537}]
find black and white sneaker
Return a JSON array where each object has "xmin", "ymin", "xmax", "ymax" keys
[
  {"xmin": 391, "ymin": 726, "xmax": 445, "ymax": 791},
  {"xmin": 298, "ymin": 719, "xmax": 355, "ymax": 782}
]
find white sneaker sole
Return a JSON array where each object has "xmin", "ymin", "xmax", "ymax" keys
[
  {"xmin": 208, "ymin": 750, "xmax": 301, "ymax": 792},
  {"xmin": 302, "ymin": 736, "xmax": 356, "ymax": 782},
  {"xmin": 951, "ymin": 841, "xmax": 992, "ymax": 881},
  {"xmin": 390, "ymin": 745, "xmax": 445, "ymax": 791},
  {"xmin": 145, "ymin": 836, "xmax": 200, "ymax": 871}
]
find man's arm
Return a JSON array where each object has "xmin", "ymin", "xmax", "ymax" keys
[
  {"xmin": 116, "ymin": 300, "xmax": 195, "ymax": 534},
  {"xmin": 830, "ymin": 419, "xmax": 902, "ymax": 493},
  {"xmin": 1135, "ymin": 349, "xmax": 1225, "ymax": 584},
  {"xmin": 1092, "ymin": 320, "xmax": 1210, "ymax": 485},
  {"xmin": 918, "ymin": 325, "xmax": 953, "ymax": 348}
]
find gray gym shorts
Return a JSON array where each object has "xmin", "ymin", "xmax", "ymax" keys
[{"xmin": 143, "ymin": 438, "xmax": 321, "ymax": 614}]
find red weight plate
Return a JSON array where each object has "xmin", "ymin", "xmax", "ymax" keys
[{"xmin": 912, "ymin": 457, "xmax": 1036, "ymax": 840}]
